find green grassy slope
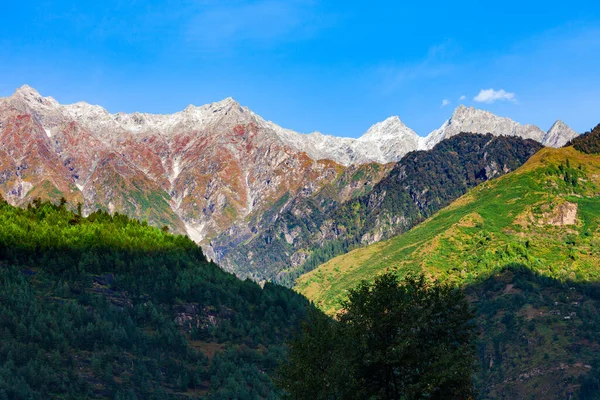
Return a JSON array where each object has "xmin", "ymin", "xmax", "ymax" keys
[
  {"xmin": 0, "ymin": 198, "xmax": 311, "ymax": 399},
  {"xmin": 296, "ymin": 146, "xmax": 600, "ymax": 314}
]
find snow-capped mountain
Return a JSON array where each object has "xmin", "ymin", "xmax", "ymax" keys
[
  {"xmin": 0, "ymin": 85, "xmax": 390, "ymax": 265},
  {"xmin": 543, "ymin": 120, "xmax": 579, "ymax": 147},
  {"xmin": 0, "ymin": 85, "xmax": 582, "ymax": 280},
  {"xmin": 423, "ymin": 105, "xmax": 560, "ymax": 149}
]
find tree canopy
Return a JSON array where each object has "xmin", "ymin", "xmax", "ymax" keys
[{"xmin": 278, "ymin": 273, "xmax": 477, "ymax": 399}]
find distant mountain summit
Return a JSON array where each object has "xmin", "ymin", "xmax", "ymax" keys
[
  {"xmin": 544, "ymin": 119, "xmax": 579, "ymax": 147},
  {"xmin": 423, "ymin": 105, "xmax": 576, "ymax": 149},
  {"xmin": 273, "ymin": 116, "xmax": 420, "ymax": 165}
]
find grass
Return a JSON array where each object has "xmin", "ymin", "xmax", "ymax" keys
[{"xmin": 295, "ymin": 147, "xmax": 600, "ymax": 315}]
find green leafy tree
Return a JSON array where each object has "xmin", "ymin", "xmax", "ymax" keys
[{"xmin": 278, "ymin": 273, "xmax": 477, "ymax": 400}]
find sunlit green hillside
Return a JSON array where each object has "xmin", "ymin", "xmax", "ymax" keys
[{"xmin": 296, "ymin": 146, "xmax": 600, "ymax": 314}]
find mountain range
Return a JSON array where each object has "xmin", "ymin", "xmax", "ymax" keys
[{"xmin": 0, "ymin": 85, "xmax": 579, "ymax": 281}]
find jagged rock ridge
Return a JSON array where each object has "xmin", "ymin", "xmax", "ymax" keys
[{"xmin": 273, "ymin": 105, "xmax": 578, "ymax": 165}]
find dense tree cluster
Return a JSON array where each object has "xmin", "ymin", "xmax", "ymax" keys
[
  {"xmin": 466, "ymin": 264, "xmax": 600, "ymax": 399},
  {"xmin": 0, "ymin": 197, "xmax": 310, "ymax": 399},
  {"xmin": 277, "ymin": 273, "xmax": 477, "ymax": 399},
  {"xmin": 568, "ymin": 123, "xmax": 600, "ymax": 154}
]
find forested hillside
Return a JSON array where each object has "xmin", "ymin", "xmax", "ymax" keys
[
  {"xmin": 0, "ymin": 197, "xmax": 311, "ymax": 399},
  {"xmin": 568, "ymin": 123, "xmax": 600, "ymax": 154},
  {"xmin": 469, "ymin": 265, "xmax": 600, "ymax": 399},
  {"xmin": 297, "ymin": 144, "xmax": 600, "ymax": 312}
]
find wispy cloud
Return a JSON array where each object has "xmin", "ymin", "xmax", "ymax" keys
[
  {"xmin": 473, "ymin": 88, "xmax": 516, "ymax": 104},
  {"xmin": 186, "ymin": 0, "xmax": 331, "ymax": 49},
  {"xmin": 459, "ymin": 95, "xmax": 466, "ymax": 100},
  {"xmin": 441, "ymin": 99, "xmax": 450, "ymax": 107}
]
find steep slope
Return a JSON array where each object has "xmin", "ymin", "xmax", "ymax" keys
[
  {"xmin": 568, "ymin": 122, "xmax": 600, "ymax": 154},
  {"xmin": 467, "ymin": 265, "xmax": 600, "ymax": 399},
  {"xmin": 544, "ymin": 119, "xmax": 579, "ymax": 147},
  {"xmin": 297, "ymin": 134, "xmax": 600, "ymax": 399},
  {"xmin": 210, "ymin": 161, "xmax": 394, "ymax": 282},
  {"xmin": 0, "ymin": 198, "xmax": 311, "ymax": 398},
  {"xmin": 296, "ymin": 144, "xmax": 600, "ymax": 313},
  {"xmin": 0, "ymin": 86, "xmax": 184, "ymax": 230}
]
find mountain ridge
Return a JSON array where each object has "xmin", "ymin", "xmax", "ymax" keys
[{"xmin": 7, "ymin": 85, "xmax": 578, "ymax": 166}]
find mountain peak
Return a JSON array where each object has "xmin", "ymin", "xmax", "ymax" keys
[
  {"xmin": 544, "ymin": 119, "xmax": 578, "ymax": 147},
  {"xmin": 14, "ymin": 84, "xmax": 41, "ymax": 97},
  {"xmin": 212, "ymin": 97, "xmax": 240, "ymax": 109},
  {"xmin": 360, "ymin": 115, "xmax": 416, "ymax": 141},
  {"xmin": 424, "ymin": 106, "xmax": 547, "ymax": 149},
  {"xmin": 549, "ymin": 119, "xmax": 568, "ymax": 131},
  {"xmin": 11, "ymin": 84, "xmax": 61, "ymax": 114}
]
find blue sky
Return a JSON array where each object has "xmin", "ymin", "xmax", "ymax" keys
[{"xmin": 1, "ymin": 0, "xmax": 599, "ymax": 137}]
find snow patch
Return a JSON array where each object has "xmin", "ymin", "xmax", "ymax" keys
[
  {"xmin": 20, "ymin": 182, "xmax": 33, "ymax": 198},
  {"xmin": 245, "ymin": 171, "xmax": 254, "ymax": 214},
  {"xmin": 185, "ymin": 222, "xmax": 206, "ymax": 243},
  {"xmin": 170, "ymin": 157, "xmax": 181, "ymax": 186}
]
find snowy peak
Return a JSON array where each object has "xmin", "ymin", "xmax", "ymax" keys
[
  {"xmin": 271, "ymin": 115, "xmax": 421, "ymax": 166},
  {"xmin": 423, "ymin": 105, "xmax": 546, "ymax": 149},
  {"xmin": 12, "ymin": 84, "xmax": 60, "ymax": 110},
  {"xmin": 544, "ymin": 119, "xmax": 578, "ymax": 147},
  {"xmin": 15, "ymin": 84, "xmax": 41, "ymax": 97},
  {"xmin": 359, "ymin": 116, "xmax": 417, "ymax": 141}
]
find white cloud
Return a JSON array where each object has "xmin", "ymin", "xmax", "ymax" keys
[
  {"xmin": 441, "ymin": 99, "xmax": 451, "ymax": 107},
  {"xmin": 459, "ymin": 95, "xmax": 466, "ymax": 100},
  {"xmin": 473, "ymin": 89, "xmax": 516, "ymax": 104}
]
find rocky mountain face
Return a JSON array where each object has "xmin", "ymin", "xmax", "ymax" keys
[
  {"xmin": 0, "ymin": 86, "xmax": 388, "ymax": 263},
  {"xmin": 274, "ymin": 116, "xmax": 421, "ymax": 165},
  {"xmin": 0, "ymin": 85, "xmax": 577, "ymax": 282},
  {"xmin": 544, "ymin": 119, "xmax": 579, "ymax": 147},
  {"xmin": 209, "ymin": 162, "xmax": 393, "ymax": 281},
  {"xmin": 423, "ymin": 105, "xmax": 574, "ymax": 149}
]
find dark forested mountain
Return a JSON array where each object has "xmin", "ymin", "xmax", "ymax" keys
[
  {"xmin": 228, "ymin": 133, "xmax": 542, "ymax": 285},
  {"xmin": 0, "ymin": 197, "xmax": 311, "ymax": 399},
  {"xmin": 568, "ymin": 123, "xmax": 600, "ymax": 154}
]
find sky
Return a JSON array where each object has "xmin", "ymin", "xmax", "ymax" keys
[{"xmin": 0, "ymin": 0, "xmax": 599, "ymax": 137}]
